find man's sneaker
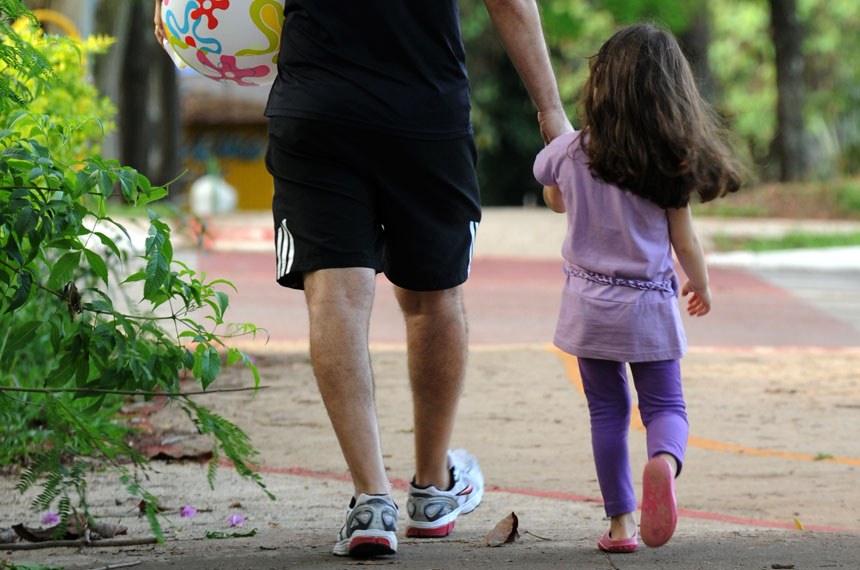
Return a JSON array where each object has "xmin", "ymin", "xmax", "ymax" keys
[
  {"xmin": 332, "ymin": 494, "xmax": 399, "ymax": 558},
  {"xmin": 405, "ymin": 449, "xmax": 484, "ymax": 538}
]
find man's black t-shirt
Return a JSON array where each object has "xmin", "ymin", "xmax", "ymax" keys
[{"xmin": 264, "ymin": 1, "xmax": 472, "ymax": 140}]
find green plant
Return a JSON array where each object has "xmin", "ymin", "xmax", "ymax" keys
[
  {"xmin": 1, "ymin": 1, "xmax": 270, "ymax": 540},
  {"xmin": 744, "ymin": 231, "xmax": 860, "ymax": 251},
  {"xmin": 836, "ymin": 180, "xmax": 860, "ymax": 215},
  {"xmin": 711, "ymin": 231, "xmax": 860, "ymax": 252}
]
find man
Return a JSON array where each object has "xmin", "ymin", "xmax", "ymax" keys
[{"xmin": 156, "ymin": 0, "xmax": 570, "ymax": 559}]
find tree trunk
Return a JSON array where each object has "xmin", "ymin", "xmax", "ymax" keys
[
  {"xmin": 678, "ymin": 2, "xmax": 716, "ymax": 104},
  {"xmin": 119, "ymin": 0, "xmax": 152, "ymax": 175},
  {"xmin": 770, "ymin": 0, "xmax": 809, "ymax": 181},
  {"xmin": 155, "ymin": 48, "xmax": 182, "ymax": 187}
]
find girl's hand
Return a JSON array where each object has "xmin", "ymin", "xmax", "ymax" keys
[{"xmin": 681, "ymin": 280, "xmax": 711, "ymax": 317}]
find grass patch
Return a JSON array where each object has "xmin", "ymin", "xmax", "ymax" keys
[
  {"xmin": 836, "ymin": 180, "xmax": 860, "ymax": 215},
  {"xmin": 712, "ymin": 231, "xmax": 860, "ymax": 252}
]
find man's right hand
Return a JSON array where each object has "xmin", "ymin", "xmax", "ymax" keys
[
  {"xmin": 153, "ymin": 0, "xmax": 166, "ymax": 47},
  {"xmin": 538, "ymin": 108, "xmax": 573, "ymax": 144}
]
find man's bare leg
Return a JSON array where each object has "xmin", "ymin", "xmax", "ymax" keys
[
  {"xmin": 304, "ymin": 268, "xmax": 390, "ymax": 496},
  {"xmin": 394, "ymin": 285, "xmax": 468, "ymax": 489}
]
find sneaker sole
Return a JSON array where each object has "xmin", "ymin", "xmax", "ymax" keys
[
  {"xmin": 405, "ymin": 487, "xmax": 484, "ymax": 538},
  {"xmin": 333, "ymin": 532, "xmax": 397, "ymax": 558},
  {"xmin": 406, "ymin": 520, "xmax": 456, "ymax": 538}
]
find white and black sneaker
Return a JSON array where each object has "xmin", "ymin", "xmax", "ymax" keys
[
  {"xmin": 332, "ymin": 494, "xmax": 399, "ymax": 557},
  {"xmin": 406, "ymin": 449, "xmax": 485, "ymax": 538}
]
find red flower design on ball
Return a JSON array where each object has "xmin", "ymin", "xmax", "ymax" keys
[
  {"xmin": 190, "ymin": 0, "xmax": 230, "ymax": 30},
  {"xmin": 195, "ymin": 51, "xmax": 271, "ymax": 86}
]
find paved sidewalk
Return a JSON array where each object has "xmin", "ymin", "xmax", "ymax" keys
[
  {"xmin": 3, "ymin": 207, "xmax": 858, "ymax": 570},
  {"xmin": 3, "ymin": 346, "xmax": 858, "ymax": 570},
  {"xmin": 4, "ymin": 462, "xmax": 857, "ymax": 569},
  {"xmin": 176, "ymin": 208, "xmax": 860, "ymax": 348}
]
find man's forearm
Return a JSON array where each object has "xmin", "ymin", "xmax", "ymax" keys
[{"xmin": 483, "ymin": 0, "xmax": 564, "ymax": 115}]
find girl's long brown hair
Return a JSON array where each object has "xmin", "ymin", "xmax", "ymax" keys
[{"xmin": 580, "ymin": 23, "xmax": 741, "ymax": 209}]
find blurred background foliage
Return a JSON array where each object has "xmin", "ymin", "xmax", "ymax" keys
[
  {"xmin": 462, "ymin": 0, "xmax": 860, "ymax": 203},
  {"xmin": 18, "ymin": 0, "xmax": 860, "ymax": 207}
]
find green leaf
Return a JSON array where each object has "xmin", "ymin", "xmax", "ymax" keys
[
  {"xmin": 99, "ymin": 169, "xmax": 113, "ymax": 198},
  {"xmin": 0, "ymin": 319, "xmax": 42, "ymax": 359},
  {"xmin": 46, "ymin": 251, "xmax": 81, "ymax": 290},
  {"xmin": 140, "ymin": 185, "xmax": 168, "ymax": 204},
  {"xmin": 13, "ymin": 205, "xmax": 37, "ymax": 236},
  {"xmin": 8, "ymin": 270, "xmax": 33, "ymax": 313},
  {"xmin": 45, "ymin": 353, "xmax": 76, "ymax": 387},
  {"xmin": 193, "ymin": 344, "xmax": 221, "ymax": 390},
  {"xmin": 225, "ymin": 348, "xmax": 242, "ymax": 367},
  {"xmin": 247, "ymin": 358, "xmax": 261, "ymax": 390},
  {"xmin": 93, "ymin": 231, "xmax": 123, "ymax": 259},
  {"xmin": 214, "ymin": 291, "xmax": 229, "ymax": 317},
  {"xmin": 122, "ymin": 269, "xmax": 147, "ymax": 284},
  {"xmin": 143, "ymin": 216, "xmax": 172, "ymax": 300},
  {"xmin": 143, "ymin": 248, "xmax": 170, "ymax": 300},
  {"xmin": 184, "ymin": 347, "xmax": 196, "ymax": 370},
  {"xmin": 83, "ymin": 248, "xmax": 109, "ymax": 285},
  {"xmin": 78, "ymin": 394, "xmax": 107, "ymax": 415},
  {"xmin": 118, "ymin": 168, "xmax": 139, "ymax": 203}
]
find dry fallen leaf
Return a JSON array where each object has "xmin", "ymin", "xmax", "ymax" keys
[
  {"xmin": 11, "ymin": 513, "xmax": 126, "ymax": 543},
  {"xmin": 482, "ymin": 512, "xmax": 519, "ymax": 547},
  {"xmin": 90, "ymin": 520, "xmax": 128, "ymax": 539},
  {"xmin": 792, "ymin": 517, "xmax": 804, "ymax": 531}
]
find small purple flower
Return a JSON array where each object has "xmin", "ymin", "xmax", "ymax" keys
[
  {"xmin": 180, "ymin": 505, "xmax": 197, "ymax": 518},
  {"xmin": 228, "ymin": 514, "xmax": 245, "ymax": 528},
  {"xmin": 41, "ymin": 512, "xmax": 60, "ymax": 526}
]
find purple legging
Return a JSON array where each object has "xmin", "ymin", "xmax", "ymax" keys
[{"xmin": 577, "ymin": 357, "xmax": 688, "ymax": 517}]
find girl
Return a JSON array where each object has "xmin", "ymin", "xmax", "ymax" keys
[{"xmin": 534, "ymin": 23, "xmax": 740, "ymax": 553}]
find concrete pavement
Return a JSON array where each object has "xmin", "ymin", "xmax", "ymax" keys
[{"xmin": 3, "ymin": 207, "xmax": 858, "ymax": 570}]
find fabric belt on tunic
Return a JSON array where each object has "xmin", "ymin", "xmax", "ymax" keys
[{"xmin": 564, "ymin": 263, "xmax": 674, "ymax": 293}]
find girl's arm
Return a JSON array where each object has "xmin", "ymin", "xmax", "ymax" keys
[
  {"xmin": 543, "ymin": 185, "xmax": 566, "ymax": 213},
  {"xmin": 667, "ymin": 206, "xmax": 711, "ymax": 316}
]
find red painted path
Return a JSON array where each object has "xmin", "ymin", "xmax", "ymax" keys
[{"xmin": 196, "ymin": 251, "xmax": 860, "ymax": 349}]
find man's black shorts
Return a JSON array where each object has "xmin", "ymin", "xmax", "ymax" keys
[{"xmin": 265, "ymin": 117, "xmax": 482, "ymax": 291}]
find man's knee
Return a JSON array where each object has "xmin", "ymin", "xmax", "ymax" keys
[
  {"xmin": 395, "ymin": 286, "xmax": 463, "ymax": 317},
  {"xmin": 304, "ymin": 268, "xmax": 377, "ymax": 326}
]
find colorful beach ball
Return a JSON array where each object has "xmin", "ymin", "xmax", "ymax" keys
[{"xmin": 161, "ymin": 0, "xmax": 285, "ymax": 87}]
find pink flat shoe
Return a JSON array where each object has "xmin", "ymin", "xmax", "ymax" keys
[
  {"xmin": 597, "ymin": 529, "xmax": 638, "ymax": 553},
  {"xmin": 640, "ymin": 457, "xmax": 677, "ymax": 547}
]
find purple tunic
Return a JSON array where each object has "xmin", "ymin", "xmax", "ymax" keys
[{"xmin": 533, "ymin": 131, "xmax": 686, "ymax": 362}]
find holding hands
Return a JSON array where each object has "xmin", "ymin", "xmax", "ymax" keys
[{"xmin": 538, "ymin": 108, "xmax": 573, "ymax": 144}]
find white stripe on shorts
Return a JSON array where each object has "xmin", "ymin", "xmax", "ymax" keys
[
  {"xmin": 276, "ymin": 219, "xmax": 294, "ymax": 280},
  {"xmin": 467, "ymin": 220, "xmax": 478, "ymax": 276}
]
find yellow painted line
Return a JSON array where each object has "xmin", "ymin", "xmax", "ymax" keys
[{"xmin": 550, "ymin": 347, "xmax": 860, "ymax": 467}]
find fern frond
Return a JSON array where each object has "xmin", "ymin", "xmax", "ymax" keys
[{"xmin": 15, "ymin": 447, "xmax": 61, "ymax": 493}]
